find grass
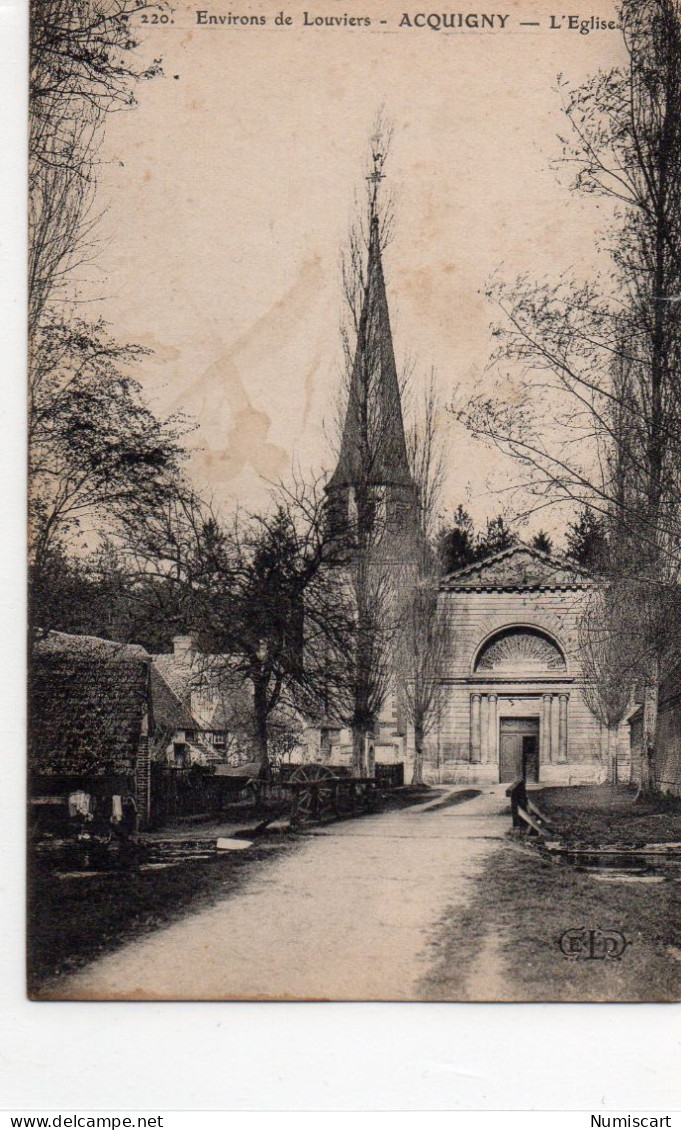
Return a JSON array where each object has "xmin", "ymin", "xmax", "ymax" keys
[{"xmin": 537, "ymin": 784, "xmax": 681, "ymax": 845}]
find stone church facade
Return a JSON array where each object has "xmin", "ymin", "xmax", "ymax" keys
[
  {"xmin": 303, "ymin": 542, "xmax": 632, "ymax": 786},
  {"xmin": 424, "ymin": 545, "xmax": 631, "ymax": 786}
]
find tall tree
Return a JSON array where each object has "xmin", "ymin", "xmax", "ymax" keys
[
  {"xmin": 395, "ymin": 571, "xmax": 449, "ymax": 785},
  {"xmin": 565, "ymin": 507, "xmax": 608, "ymax": 570},
  {"xmin": 437, "ymin": 505, "xmax": 477, "ymax": 574},
  {"xmin": 406, "ymin": 369, "xmax": 447, "ymax": 544},
  {"xmin": 398, "ymin": 375, "xmax": 451, "ymax": 784},
  {"xmin": 28, "ymin": 1, "xmax": 185, "ymax": 641},
  {"xmin": 531, "ymin": 531, "xmax": 553, "ymax": 556},
  {"xmin": 29, "ymin": 317, "xmax": 186, "ymax": 582},
  {"xmin": 327, "ymin": 116, "xmax": 418, "ymax": 776},
  {"xmin": 478, "ymin": 515, "xmax": 517, "ymax": 557},
  {"xmin": 578, "ymin": 582, "xmax": 637, "ymax": 784},
  {"xmin": 29, "ymin": 0, "xmax": 162, "ymax": 330},
  {"xmin": 456, "ymin": 0, "xmax": 681, "ymax": 791},
  {"xmin": 437, "ymin": 507, "xmax": 518, "ymax": 574}
]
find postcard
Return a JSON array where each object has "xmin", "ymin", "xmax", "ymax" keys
[{"xmin": 27, "ymin": 0, "xmax": 681, "ymax": 1002}]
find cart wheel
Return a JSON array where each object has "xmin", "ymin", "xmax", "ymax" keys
[{"xmin": 290, "ymin": 763, "xmax": 336, "ymax": 824}]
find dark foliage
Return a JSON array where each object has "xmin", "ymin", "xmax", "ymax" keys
[
  {"xmin": 565, "ymin": 507, "xmax": 609, "ymax": 570},
  {"xmin": 531, "ymin": 530, "xmax": 553, "ymax": 556},
  {"xmin": 29, "ymin": 316, "xmax": 188, "ymax": 585},
  {"xmin": 437, "ymin": 505, "xmax": 519, "ymax": 574},
  {"xmin": 28, "ymin": 543, "xmax": 183, "ymax": 652}
]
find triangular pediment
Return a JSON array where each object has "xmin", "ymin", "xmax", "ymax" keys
[{"xmin": 441, "ymin": 544, "xmax": 594, "ymax": 592}]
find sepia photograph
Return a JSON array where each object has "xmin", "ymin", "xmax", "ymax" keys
[{"xmin": 27, "ymin": 0, "xmax": 681, "ymax": 1003}]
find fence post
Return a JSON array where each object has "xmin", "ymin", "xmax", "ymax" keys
[{"xmin": 135, "ymin": 731, "xmax": 151, "ymax": 829}]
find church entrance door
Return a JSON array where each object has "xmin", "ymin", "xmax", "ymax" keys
[{"xmin": 498, "ymin": 717, "xmax": 540, "ymax": 782}]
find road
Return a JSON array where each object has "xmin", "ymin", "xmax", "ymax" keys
[{"xmin": 48, "ymin": 787, "xmax": 511, "ymax": 1001}]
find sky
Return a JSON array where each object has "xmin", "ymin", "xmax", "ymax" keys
[{"xmin": 85, "ymin": 0, "xmax": 628, "ymax": 541}]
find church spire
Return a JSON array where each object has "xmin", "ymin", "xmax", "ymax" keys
[{"xmin": 327, "ymin": 214, "xmax": 415, "ymax": 496}]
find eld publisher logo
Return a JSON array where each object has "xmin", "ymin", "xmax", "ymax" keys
[{"xmin": 559, "ymin": 926, "xmax": 629, "ymax": 961}]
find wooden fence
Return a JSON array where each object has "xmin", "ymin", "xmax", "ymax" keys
[
  {"xmin": 148, "ymin": 766, "xmax": 254, "ymax": 827},
  {"xmin": 375, "ymin": 762, "xmax": 404, "ymax": 789},
  {"xmin": 147, "ymin": 763, "xmax": 404, "ymax": 829}
]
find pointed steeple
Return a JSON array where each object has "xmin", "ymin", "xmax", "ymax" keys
[{"xmin": 327, "ymin": 216, "xmax": 415, "ymax": 494}]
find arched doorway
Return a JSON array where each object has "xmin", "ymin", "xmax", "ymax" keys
[{"xmin": 472, "ymin": 627, "xmax": 567, "ymax": 781}]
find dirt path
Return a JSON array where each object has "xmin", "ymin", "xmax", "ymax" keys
[{"xmin": 46, "ymin": 787, "xmax": 511, "ymax": 1001}]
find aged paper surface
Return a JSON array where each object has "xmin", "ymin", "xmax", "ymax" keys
[{"xmin": 28, "ymin": 0, "xmax": 681, "ymax": 1002}]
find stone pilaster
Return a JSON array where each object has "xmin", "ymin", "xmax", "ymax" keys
[
  {"xmin": 558, "ymin": 693, "xmax": 569, "ymax": 763},
  {"xmin": 541, "ymin": 694, "xmax": 553, "ymax": 763},
  {"xmin": 487, "ymin": 693, "xmax": 498, "ymax": 763},
  {"xmin": 480, "ymin": 694, "xmax": 489, "ymax": 762},
  {"xmin": 470, "ymin": 693, "xmax": 482, "ymax": 762}
]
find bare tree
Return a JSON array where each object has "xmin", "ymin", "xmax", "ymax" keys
[
  {"xmin": 29, "ymin": 0, "xmax": 163, "ymax": 330},
  {"xmin": 397, "ymin": 377, "xmax": 450, "ymax": 784},
  {"xmin": 28, "ymin": 317, "xmax": 187, "ymax": 581},
  {"xmin": 456, "ymin": 0, "xmax": 681, "ymax": 791},
  {"xmin": 340, "ymin": 550, "xmax": 399, "ymax": 777},
  {"xmin": 578, "ymin": 584, "xmax": 637, "ymax": 784},
  {"xmin": 28, "ymin": 1, "xmax": 180, "ymax": 627},
  {"xmin": 396, "ymin": 571, "xmax": 449, "ymax": 785},
  {"xmin": 406, "ymin": 369, "xmax": 447, "ymax": 543}
]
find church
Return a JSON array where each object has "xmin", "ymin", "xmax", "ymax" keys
[
  {"xmin": 431, "ymin": 544, "xmax": 631, "ymax": 786},
  {"xmin": 306, "ymin": 210, "xmax": 631, "ymax": 787}
]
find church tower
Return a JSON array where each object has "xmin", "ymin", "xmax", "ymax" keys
[
  {"xmin": 315, "ymin": 180, "xmax": 421, "ymax": 778},
  {"xmin": 326, "ymin": 214, "xmax": 419, "ymax": 555}
]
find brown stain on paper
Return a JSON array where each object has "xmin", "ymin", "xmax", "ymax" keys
[{"xmin": 173, "ymin": 254, "xmax": 325, "ymax": 487}]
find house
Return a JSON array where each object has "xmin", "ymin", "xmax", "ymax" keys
[
  {"xmin": 151, "ymin": 635, "xmax": 253, "ymax": 770},
  {"xmin": 30, "ymin": 631, "xmax": 254, "ymax": 829},
  {"xmin": 30, "ymin": 631, "xmax": 153, "ymax": 825}
]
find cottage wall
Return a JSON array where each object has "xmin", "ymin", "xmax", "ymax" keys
[
  {"xmin": 30, "ymin": 633, "xmax": 154, "ymax": 826},
  {"xmin": 630, "ymin": 689, "xmax": 681, "ymax": 797},
  {"xmin": 654, "ymin": 697, "xmax": 681, "ymax": 795}
]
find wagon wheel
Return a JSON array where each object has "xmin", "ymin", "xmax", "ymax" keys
[{"xmin": 290, "ymin": 763, "xmax": 336, "ymax": 824}]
